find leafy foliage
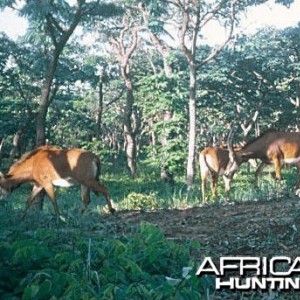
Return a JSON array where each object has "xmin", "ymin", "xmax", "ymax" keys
[
  {"xmin": 0, "ymin": 210, "xmax": 202, "ymax": 299},
  {"xmin": 137, "ymin": 72, "xmax": 188, "ymax": 175}
]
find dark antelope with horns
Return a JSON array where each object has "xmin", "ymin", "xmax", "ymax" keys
[
  {"xmin": 0, "ymin": 146, "xmax": 115, "ymax": 215},
  {"xmin": 225, "ymin": 129, "xmax": 300, "ymax": 187}
]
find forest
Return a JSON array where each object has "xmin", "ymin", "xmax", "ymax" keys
[{"xmin": 1, "ymin": 0, "xmax": 300, "ymax": 299}]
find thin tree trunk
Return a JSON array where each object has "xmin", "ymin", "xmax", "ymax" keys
[
  {"xmin": 109, "ymin": 20, "xmax": 144, "ymax": 177},
  {"xmin": 96, "ymin": 74, "xmax": 103, "ymax": 139},
  {"xmin": 36, "ymin": 96, "xmax": 49, "ymax": 146},
  {"xmin": 33, "ymin": 67, "xmax": 59, "ymax": 210},
  {"xmin": 122, "ymin": 67, "xmax": 137, "ymax": 176},
  {"xmin": 36, "ymin": 53, "xmax": 59, "ymax": 146},
  {"xmin": 7, "ymin": 124, "xmax": 26, "ymax": 167},
  {"xmin": 0, "ymin": 137, "xmax": 5, "ymax": 166},
  {"xmin": 186, "ymin": 64, "xmax": 197, "ymax": 187},
  {"xmin": 176, "ymin": 0, "xmax": 236, "ymax": 188},
  {"xmin": 36, "ymin": 97, "xmax": 49, "ymax": 146},
  {"xmin": 160, "ymin": 110, "xmax": 174, "ymax": 185},
  {"xmin": 177, "ymin": 1, "xmax": 200, "ymax": 188}
]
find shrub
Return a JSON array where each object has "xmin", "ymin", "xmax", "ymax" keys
[{"xmin": 0, "ymin": 219, "xmax": 203, "ymax": 299}]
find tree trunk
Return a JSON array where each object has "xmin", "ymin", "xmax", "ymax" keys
[
  {"xmin": 33, "ymin": 62, "xmax": 59, "ymax": 210},
  {"xmin": 36, "ymin": 53, "xmax": 59, "ymax": 146},
  {"xmin": 124, "ymin": 128, "xmax": 137, "ymax": 176},
  {"xmin": 176, "ymin": 1, "xmax": 200, "ymax": 188},
  {"xmin": 36, "ymin": 88, "xmax": 50, "ymax": 146},
  {"xmin": 175, "ymin": 0, "xmax": 236, "ymax": 188},
  {"xmin": 122, "ymin": 67, "xmax": 137, "ymax": 176},
  {"xmin": 139, "ymin": 4, "xmax": 175, "ymax": 183},
  {"xmin": 160, "ymin": 110, "xmax": 175, "ymax": 185},
  {"xmin": 186, "ymin": 64, "xmax": 197, "ymax": 187},
  {"xmin": 109, "ymin": 19, "xmax": 143, "ymax": 177},
  {"xmin": 96, "ymin": 74, "xmax": 103, "ymax": 139},
  {"xmin": 7, "ymin": 123, "xmax": 27, "ymax": 167},
  {"xmin": 0, "ymin": 137, "xmax": 5, "ymax": 166},
  {"xmin": 30, "ymin": 1, "xmax": 84, "ymax": 212}
]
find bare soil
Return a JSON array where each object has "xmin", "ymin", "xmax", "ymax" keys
[{"xmin": 106, "ymin": 197, "xmax": 300, "ymax": 260}]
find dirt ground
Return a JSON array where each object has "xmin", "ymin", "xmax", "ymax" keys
[
  {"xmin": 105, "ymin": 196, "xmax": 300, "ymax": 260},
  {"xmin": 101, "ymin": 197, "xmax": 300, "ymax": 299}
]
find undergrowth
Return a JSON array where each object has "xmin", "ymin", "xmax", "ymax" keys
[
  {"xmin": 0, "ymin": 165, "xmax": 298, "ymax": 299},
  {"xmin": 0, "ymin": 208, "xmax": 205, "ymax": 299}
]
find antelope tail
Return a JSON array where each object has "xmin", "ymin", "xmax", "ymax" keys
[{"xmin": 203, "ymin": 154, "xmax": 217, "ymax": 177}]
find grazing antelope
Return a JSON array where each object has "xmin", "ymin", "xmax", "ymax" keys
[
  {"xmin": 200, "ymin": 146, "xmax": 265, "ymax": 203},
  {"xmin": 200, "ymin": 147, "xmax": 233, "ymax": 204},
  {"xmin": 226, "ymin": 129, "xmax": 300, "ymax": 187},
  {"xmin": 0, "ymin": 146, "xmax": 115, "ymax": 215}
]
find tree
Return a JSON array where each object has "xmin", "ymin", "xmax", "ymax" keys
[
  {"xmin": 167, "ymin": 0, "xmax": 295, "ymax": 187},
  {"xmin": 0, "ymin": 0, "xmax": 122, "ymax": 146},
  {"xmin": 192, "ymin": 24, "xmax": 300, "ymax": 149},
  {"xmin": 172, "ymin": 0, "xmax": 238, "ymax": 187},
  {"xmin": 0, "ymin": 34, "xmax": 38, "ymax": 164},
  {"xmin": 220, "ymin": 26, "xmax": 300, "ymax": 133},
  {"xmin": 137, "ymin": 1, "xmax": 178, "ymax": 183},
  {"xmin": 0, "ymin": 0, "xmax": 122, "ymax": 211},
  {"xmin": 1, "ymin": 0, "xmax": 297, "ymax": 184},
  {"xmin": 106, "ymin": 11, "xmax": 146, "ymax": 176}
]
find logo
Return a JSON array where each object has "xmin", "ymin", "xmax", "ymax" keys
[{"xmin": 196, "ymin": 257, "xmax": 300, "ymax": 291}]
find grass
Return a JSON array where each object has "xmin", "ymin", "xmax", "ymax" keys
[
  {"xmin": 203, "ymin": 164, "xmax": 299, "ymax": 205},
  {"xmin": 3, "ymin": 163, "xmax": 298, "ymax": 217}
]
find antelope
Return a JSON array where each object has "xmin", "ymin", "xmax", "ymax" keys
[
  {"xmin": 200, "ymin": 147, "xmax": 233, "ymax": 204},
  {"xmin": 226, "ymin": 129, "xmax": 300, "ymax": 187},
  {"xmin": 200, "ymin": 145, "xmax": 265, "ymax": 203},
  {"xmin": 0, "ymin": 146, "xmax": 115, "ymax": 215}
]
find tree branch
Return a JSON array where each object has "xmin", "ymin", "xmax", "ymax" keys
[
  {"xmin": 199, "ymin": 0, "xmax": 237, "ymax": 67},
  {"xmin": 46, "ymin": 14, "xmax": 58, "ymax": 47}
]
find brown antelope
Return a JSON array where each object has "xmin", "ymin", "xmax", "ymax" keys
[
  {"xmin": 0, "ymin": 146, "xmax": 115, "ymax": 215},
  {"xmin": 200, "ymin": 146, "xmax": 265, "ymax": 203},
  {"xmin": 226, "ymin": 129, "xmax": 300, "ymax": 187},
  {"xmin": 200, "ymin": 147, "xmax": 233, "ymax": 204}
]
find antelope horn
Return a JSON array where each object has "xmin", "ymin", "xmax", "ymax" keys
[{"xmin": 227, "ymin": 127, "xmax": 235, "ymax": 158}]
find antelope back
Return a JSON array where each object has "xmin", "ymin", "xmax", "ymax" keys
[{"xmin": 200, "ymin": 147, "xmax": 230, "ymax": 175}]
